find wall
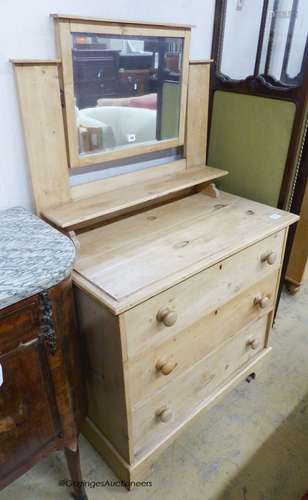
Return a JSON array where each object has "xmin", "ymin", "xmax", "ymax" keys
[{"xmin": 0, "ymin": 0, "xmax": 216, "ymax": 211}]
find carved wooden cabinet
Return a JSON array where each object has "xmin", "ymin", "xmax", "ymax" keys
[
  {"xmin": 0, "ymin": 279, "xmax": 87, "ymax": 499},
  {"xmin": 0, "ymin": 207, "xmax": 88, "ymax": 499},
  {"xmin": 73, "ymin": 47, "xmax": 120, "ymax": 107}
]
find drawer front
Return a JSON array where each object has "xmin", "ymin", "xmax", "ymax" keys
[
  {"xmin": 0, "ymin": 299, "xmax": 40, "ymax": 355},
  {"xmin": 124, "ymin": 231, "xmax": 285, "ymax": 358},
  {"xmin": 128, "ymin": 272, "xmax": 278, "ymax": 404},
  {"xmin": 132, "ymin": 315, "xmax": 269, "ymax": 458}
]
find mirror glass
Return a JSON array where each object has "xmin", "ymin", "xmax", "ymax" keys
[
  {"xmin": 72, "ymin": 32, "xmax": 184, "ymax": 156},
  {"xmin": 258, "ymin": 0, "xmax": 308, "ymax": 85},
  {"xmin": 219, "ymin": 0, "xmax": 264, "ymax": 80},
  {"xmin": 285, "ymin": 0, "xmax": 308, "ymax": 82},
  {"xmin": 219, "ymin": 0, "xmax": 308, "ymax": 86}
]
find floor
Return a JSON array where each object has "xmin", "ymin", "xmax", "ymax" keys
[{"xmin": 2, "ymin": 284, "xmax": 308, "ymax": 500}]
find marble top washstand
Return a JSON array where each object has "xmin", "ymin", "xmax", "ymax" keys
[{"xmin": 0, "ymin": 207, "xmax": 75, "ymax": 309}]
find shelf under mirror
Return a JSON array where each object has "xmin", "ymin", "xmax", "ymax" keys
[{"xmin": 42, "ymin": 164, "xmax": 228, "ymax": 231}]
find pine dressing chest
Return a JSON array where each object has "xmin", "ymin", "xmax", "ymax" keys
[{"xmin": 12, "ymin": 14, "xmax": 299, "ymax": 487}]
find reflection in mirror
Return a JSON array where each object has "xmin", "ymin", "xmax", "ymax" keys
[
  {"xmin": 219, "ymin": 0, "xmax": 264, "ymax": 80},
  {"xmin": 259, "ymin": 0, "xmax": 299, "ymax": 82},
  {"xmin": 285, "ymin": 0, "xmax": 308, "ymax": 82},
  {"xmin": 218, "ymin": 0, "xmax": 308, "ymax": 86},
  {"xmin": 72, "ymin": 33, "xmax": 183, "ymax": 156},
  {"xmin": 259, "ymin": 0, "xmax": 308, "ymax": 85}
]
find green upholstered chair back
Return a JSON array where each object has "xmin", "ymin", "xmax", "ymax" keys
[{"xmin": 208, "ymin": 91, "xmax": 296, "ymax": 207}]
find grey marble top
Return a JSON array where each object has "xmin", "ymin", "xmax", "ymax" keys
[{"xmin": 0, "ymin": 207, "xmax": 75, "ymax": 309}]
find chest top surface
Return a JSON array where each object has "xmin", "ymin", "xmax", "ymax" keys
[
  {"xmin": 74, "ymin": 191, "xmax": 298, "ymax": 313},
  {"xmin": 0, "ymin": 207, "xmax": 75, "ymax": 309}
]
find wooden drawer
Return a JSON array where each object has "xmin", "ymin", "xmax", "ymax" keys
[
  {"xmin": 0, "ymin": 298, "xmax": 40, "ymax": 355},
  {"xmin": 132, "ymin": 315, "xmax": 269, "ymax": 458},
  {"xmin": 128, "ymin": 272, "xmax": 278, "ymax": 404},
  {"xmin": 123, "ymin": 231, "xmax": 284, "ymax": 358}
]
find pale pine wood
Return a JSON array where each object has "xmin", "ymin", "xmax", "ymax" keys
[
  {"xmin": 73, "ymin": 226, "xmax": 284, "ymax": 480},
  {"xmin": 264, "ymin": 227, "xmax": 288, "ymax": 348},
  {"xmin": 74, "ymin": 192, "xmax": 298, "ymax": 313},
  {"xmin": 81, "ymin": 418, "xmax": 132, "ymax": 484},
  {"xmin": 55, "ymin": 20, "xmax": 80, "ymax": 168},
  {"xmin": 254, "ymin": 294, "xmax": 271, "ymax": 309},
  {"xmin": 155, "ymin": 359, "xmax": 177, "ymax": 376},
  {"xmin": 67, "ymin": 231, "xmax": 80, "ymax": 251},
  {"xmin": 42, "ymin": 165, "xmax": 228, "ymax": 230},
  {"xmin": 202, "ymin": 182, "xmax": 220, "ymax": 197},
  {"xmin": 13, "ymin": 62, "xmax": 71, "ymax": 214},
  {"xmin": 156, "ymin": 306, "xmax": 177, "ymax": 327},
  {"xmin": 130, "ymin": 347, "xmax": 272, "ymax": 473},
  {"xmin": 123, "ymin": 233, "xmax": 284, "ymax": 357},
  {"xmin": 156, "ymin": 406, "xmax": 173, "ymax": 423},
  {"xmin": 11, "ymin": 16, "xmax": 299, "ymax": 489},
  {"xmin": 186, "ymin": 62, "xmax": 211, "ymax": 168},
  {"xmin": 74, "ymin": 289, "xmax": 133, "ymax": 463},
  {"xmin": 51, "ymin": 13, "xmax": 194, "ymax": 29},
  {"xmin": 286, "ymin": 180, "xmax": 308, "ymax": 287},
  {"xmin": 70, "ymin": 22, "xmax": 187, "ymax": 38},
  {"xmin": 72, "ymin": 138, "xmax": 182, "ymax": 168},
  {"xmin": 261, "ymin": 250, "xmax": 278, "ymax": 265},
  {"xmin": 71, "ymin": 159, "xmax": 187, "ymax": 200},
  {"xmin": 190, "ymin": 59, "xmax": 214, "ymax": 64},
  {"xmin": 11, "ymin": 59, "xmax": 61, "ymax": 65},
  {"xmin": 132, "ymin": 315, "xmax": 269, "ymax": 457},
  {"xmin": 82, "ymin": 346, "xmax": 271, "ymax": 487},
  {"xmin": 178, "ymin": 30, "xmax": 191, "ymax": 144},
  {"xmin": 54, "ymin": 16, "xmax": 191, "ymax": 169},
  {"xmin": 127, "ymin": 271, "xmax": 279, "ymax": 404}
]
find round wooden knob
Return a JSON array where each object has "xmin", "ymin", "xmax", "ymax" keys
[
  {"xmin": 156, "ymin": 307, "xmax": 177, "ymax": 327},
  {"xmin": 156, "ymin": 359, "xmax": 177, "ymax": 376},
  {"xmin": 246, "ymin": 338, "xmax": 258, "ymax": 350},
  {"xmin": 254, "ymin": 294, "xmax": 270, "ymax": 309},
  {"xmin": 261, "ymin": 251, "xmax": 277, "ymax": 265},
  {"xmin": 156, "ymin": 405, "xmax": 173, "ymax": 423}
]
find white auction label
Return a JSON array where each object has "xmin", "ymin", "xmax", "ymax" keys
[{"xmin": 0, "ymin": 363, "xmax": 3, "ymax": 387}]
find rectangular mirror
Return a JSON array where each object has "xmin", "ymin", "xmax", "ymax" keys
[
  {"xmin": 55, "ymin": 17, "xmax": 190, "ymax": 168},
  {"xmin": 73, "ymin": 33, "xmax": 183, "ymax": 155}
]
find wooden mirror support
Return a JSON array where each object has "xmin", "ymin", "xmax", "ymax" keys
[
  {"xmin": 53, "ymin": 15, "xmax": 192, "ymax": 168},
  {"xmin": 12, "ymin": 19, "xmax": 226, "ymax": 230}
]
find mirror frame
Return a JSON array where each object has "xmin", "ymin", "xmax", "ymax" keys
[{"xmin": 53, "ymin": 15, "xmax": 191, "ymax": 169}]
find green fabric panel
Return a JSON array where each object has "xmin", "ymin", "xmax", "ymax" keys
[
  {"xmin": 160, "ymin": 82, "xmax": 181, "ymax": 140},
  {"xmin": 208, "ymin": 91, "xmax": 296, "ymax": 207}
]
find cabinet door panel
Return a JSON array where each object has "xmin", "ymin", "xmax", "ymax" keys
[
  {"xmin": 0, "ymin": 338, "xmax": 60, "ymax": 481},
  {"xmin": 0, "ymin": 298, "xmax": 39, "ymax": 354}
]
